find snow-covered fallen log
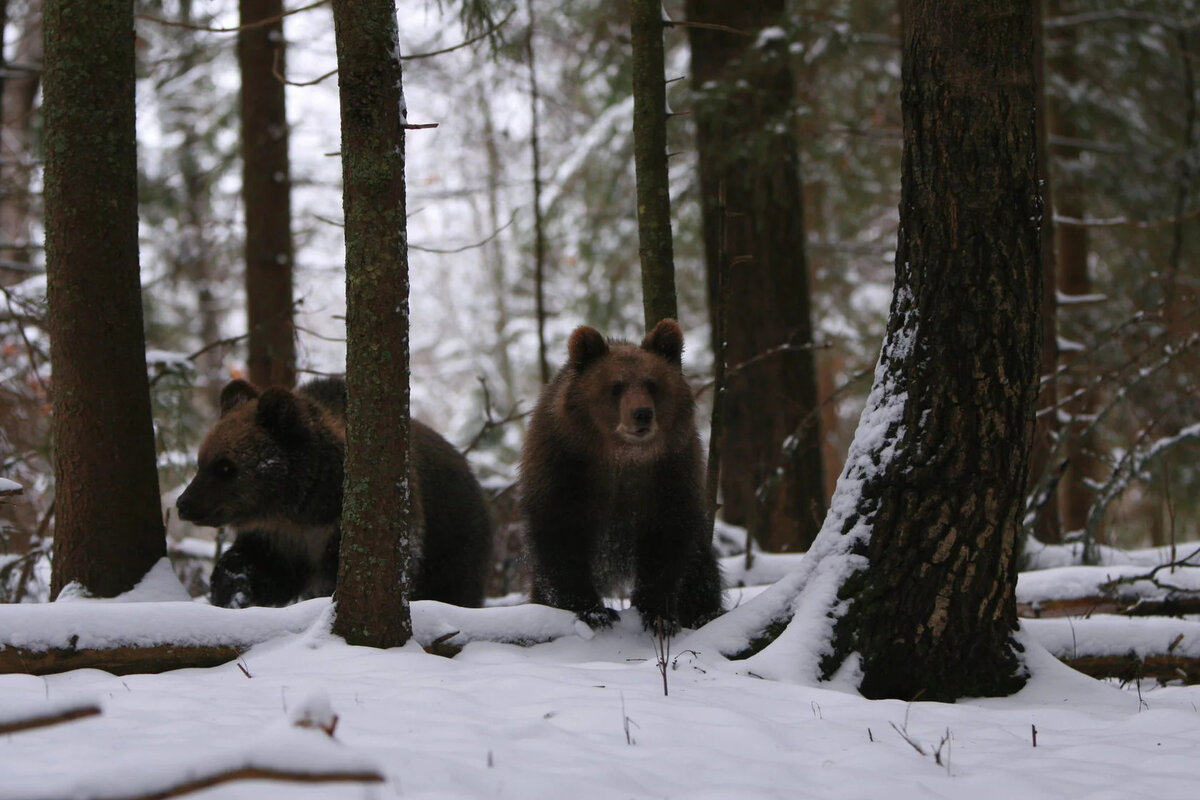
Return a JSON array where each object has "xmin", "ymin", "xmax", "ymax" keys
[
  {"xmin": 1023, "ymin": 616, "xmax": 1200, "ymax": 684},
  {"xmin": 1017, "ymin": 562, "xmax": 1200, "ymax": 618},
  {"xmin": 0, "ymin": 595, "xmax": 580, "ymax": 675}
]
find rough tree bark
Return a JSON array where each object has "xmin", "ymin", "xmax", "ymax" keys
[
  {"xmin": 687, "ymin": 1, "xmax": 825, "ymax": 552},
  {"xmin": 330, "ymin": 0, "xmax": 413, "ymax": 648},
  {"xmin": 630, "ymin": 0, "xmax": 678, "ymax": 330},
  {"xmin": 44, "ymin": 0, "xmax": 166, "ymax": 598},
  {"xmin": 802, "ymin": 0, "xmax": 1041, "ymax": 701},
  {"xmin": 239, "ymin": 0, "xmax": 296, "ymax": 389}
]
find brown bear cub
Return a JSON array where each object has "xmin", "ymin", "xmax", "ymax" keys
[
  {"xmin": 176, "ymin": 377, "xmax": 492, "ymax": 609},
  {"xmin": 520, "ymin": 319, "xmax": 723, "ymax": 633}
]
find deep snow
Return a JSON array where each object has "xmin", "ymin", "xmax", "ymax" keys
[{"xmin": 3, "ymin": 562, "xmax": 1200, "ymax": 800}]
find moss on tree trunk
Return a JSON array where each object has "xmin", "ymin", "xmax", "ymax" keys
[
  {"xmin": 330, "ymin": 0, "xmax": 413, "ymax": 648},
  {"xmin": 631, "ymin": 0, "xmax": 678, "ymax": 331}
]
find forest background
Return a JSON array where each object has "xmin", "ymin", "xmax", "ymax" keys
[{"xmin": 1, "ymin": 0, "xmax": 1197, "ymax": 602}]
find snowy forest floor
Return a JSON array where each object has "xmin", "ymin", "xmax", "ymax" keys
[{"xmin": 4, "ymin": 549, "xmax": 1200, "ymax": 799}]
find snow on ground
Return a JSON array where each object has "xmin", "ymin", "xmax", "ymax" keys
[{"xmin": 4, "ymin": 567, "xmax": 1200, "ymax": 799}]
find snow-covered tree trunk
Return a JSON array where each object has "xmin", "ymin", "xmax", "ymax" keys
[
  {"xmin": 760, "ymin": 0, "xmax": 1042, "ymax": 701},
  {"xmin": 44, "ymin": 0, "xmax": 166, "ymax": 598},
  {"xmin": 330, "ymin": 0, "xmax": 413, "ymax": 648},
  {"xmin": 240, "ymin": 0, "xmax": 296, "ymax": 389}
]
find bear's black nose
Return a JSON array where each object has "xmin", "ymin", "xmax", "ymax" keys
[{"xmin": 632, "ymin": 407, "xmax": 654, "ymax": 427}]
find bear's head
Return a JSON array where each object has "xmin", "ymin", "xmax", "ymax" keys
[
  {"xmin": 562, "ymin": 318, "xmax": 695, "ymax": 462},
  {"xmin": 176, "ymin": 380, "xmax": 343, "ymax": 528}
]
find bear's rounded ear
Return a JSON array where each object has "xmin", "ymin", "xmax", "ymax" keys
[
  {"xmin": 256, "ymin": 388, "xmax": 304, "ymax": 443},
  {"xmin": 642, "ymin": 319, "xmax": 683, "ymax": 367},
  {"xmin": 568, "ymin": 326, "xmax": 608, "ymax": 373},
  {"xmin": 219, "ymin": 379, "xmax": 259, "ymax": 417}
]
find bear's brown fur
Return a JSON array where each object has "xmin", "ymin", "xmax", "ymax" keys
[
  {"xmin": 176, "ymin": 377, "xmax": 492, "ymax": 608},
  {"xmin": 520, "ymin": 319, "xmax": 723, "ymax": 632}
]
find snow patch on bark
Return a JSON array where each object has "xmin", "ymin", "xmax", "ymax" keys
[{"xmin": 737, "ymin": 282, "xmax": 916, "ymax": 684}]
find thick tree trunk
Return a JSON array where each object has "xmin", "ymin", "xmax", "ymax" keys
[
  {"xmin": 816, "ymin": 0, "xmax": 1040, "ymax": 700},
  {"xmin": 44, "ymin": 0, "xmax": 166, "ymax": 598},
  {"xmin": 330, "ymin": 0, "xmax": 413, "ymax": 648},
  {"xmin": 631, "ymin": 0, "xmax": 678, "ymax": 331},
  {"xmin": 687, "ymin": 1, "xmax": 825, "ymax": 552},
  {"xmin": 239, "ymin": 0, "xmax": 296, "ymax": 389}
]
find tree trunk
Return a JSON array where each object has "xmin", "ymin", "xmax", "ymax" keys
[
  {"xmin": 813, "ymin": 0, "xmax": 1040, "ymax": 700},
  {"xmin": 1047, "ymin": 2, "xmax": 1098, "ymax": 541},
  {"xmin": 687, "ymin": 1, "xmax": 825, "ymax": 552},
  {"xmin": 631, "ymin": 0, "xmax": 678, "ymax": 331},
  {"xmin": 44, "ymin": 0, "xmax": 166, "ymax": 598},
  {"xmin": 239, "ymin": 0, "xmax": 296, "ymax": 389},
  {"xmin": 1027, "ymin": 0, "xmax": 1060, "ymax": 544},
  {"xmin": 330, "ymin": 0, "xmax": 413, "ymax": 649},
  {"xmin": 0, "ymin": 0, "xmax": 41, "ymax": 282}
]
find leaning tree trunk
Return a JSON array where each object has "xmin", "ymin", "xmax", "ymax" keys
[
  {"xmin": 630, "ymin": 0, "xmax": 678, "ymax": 331},
  {"xmin": 687, "ymin": 0, "xmax": 825, "ymax": 552},
  {"xmin": 778, "ymin": 0, "xmax": 1041, "ymax": 701},
  {"xmin": 239, "ymin": 0, "xmax": 296, "ymax": 389},
  {"xmin": 330, "ymin": 0, "xmax": 413, "ymax": 649},
  {"xmin": 44, "ymin": 0, "xmax": 166, "ymax": 598}
]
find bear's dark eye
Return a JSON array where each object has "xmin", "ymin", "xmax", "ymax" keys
[
  {"xmin": 610, "ymin": 381, "xmax": 625, "ymax": 398},
  {"xmin": 212, "ymin": 459, "xmax": 236, "ymax": 480}
]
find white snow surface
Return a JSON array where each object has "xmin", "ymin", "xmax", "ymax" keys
[
  {"xmin": 4, "ymin": 595, "xmax": 1200, "ymax": 800},
  {"xmin": 7, "ymin": 552, "xmax": 1200, "ymax": 798},
  {"xmin": 0, "ymin": 477, "xmax": 22, "ymax": 493}
]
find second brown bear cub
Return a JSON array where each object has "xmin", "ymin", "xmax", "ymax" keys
[
  {"xmin": 176, "ymin": 377, "xmax": 492, "ymax": 609},
  {"xmin": 521, "ymin": 319, "xmax": 723, "ymax": 632}
]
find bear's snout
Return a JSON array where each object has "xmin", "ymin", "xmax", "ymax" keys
[
  {"xmin": 632, "ymin": 407, "xmax": 654, "ymax": 429},
  {"xmin": 175, "ymin": 490, "xmax": 201, "ymax": 523}
]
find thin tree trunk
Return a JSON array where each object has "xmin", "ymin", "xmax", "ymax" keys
[
  {"xmin": 478, "ymin": 85, "xmax": 518, "ymax": 408},
  {"xmin": 44, "ymin": 0, "xmax": 166, "ymax": 598},
  {"xmin": 239, "ymin": 0, "xmax": 296, "ymax": 389},
  {"xmin": 0, "ymin": 0, "xmax": 41, "ymax": 282},
  {"xmin": 814, "ymin": 0, "xmax": 1040, "ymax": 700},
  {"xmin": 330, "ymin": 0, "xmax": 412, "ymax": 649},
  {"xmin": 631, "ymin": 0, "xmax": 678, "ymax": 331},
  {"xmin": 1028, "ymin": 0, "xmax": 1061, "ymax": 543},
  {"xmin": 524, "ymin": 0, "xmax": 550, "ymax": 384},
  {"xmin": 687, "ymin": 1, "xmax": 825, "ymax": 552},
  {"xmin": 175, "ymin": 0, "xmax": 226, "ymax": 417},
  {"xmin": 1048, "ymin": 3, "xmax": 1098, "ymax": 541}
]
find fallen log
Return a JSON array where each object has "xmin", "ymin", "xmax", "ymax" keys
[
  {"xmin": 1018, "ymin": 594, "xmax": 1200, "ymax": 619},
  {"xmin": 0, "ymin": 597, "xmax": 578, "ymax": 676}
]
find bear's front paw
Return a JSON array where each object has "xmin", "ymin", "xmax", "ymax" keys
[
  {"xmin": 578, "ymin": 606, "xmax": 620, "ymax": 630},
  {"xmin": 210, "ymin": 566, "xmax": 254, "ymax": 609}
]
